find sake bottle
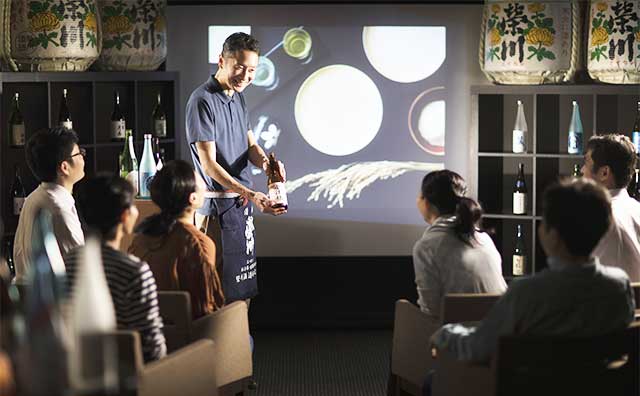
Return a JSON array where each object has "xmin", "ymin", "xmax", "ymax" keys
[
  {"xmin": 266, "ymin": 153, "xmax": 288, "ymax": 209},
  {"xmin": 9, "ymin": 93, "xmax": 25, "ymax": 147},
  {"xmin": 139, "ymin": 134, "xmax": 156, "ymax": 198},
  {"xmin": 512, "ymin": 163, "xmax": 527, "ymax": 215},
  {"xmin": 568, "ymin": 101, "xmax": 583, "ymax": 155},
  {"xmin": 512, "ymin": 100, "xmax": 527, "ymax": 153}
]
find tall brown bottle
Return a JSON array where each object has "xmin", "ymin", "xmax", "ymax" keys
[{"xmin": 266, "ymin": 153, "xmax": 288, "ymax": 209}]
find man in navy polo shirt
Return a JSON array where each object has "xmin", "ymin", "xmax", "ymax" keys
[{"xmin": 186, "ymin": 32, "xmax": 287, "ymax": 304}]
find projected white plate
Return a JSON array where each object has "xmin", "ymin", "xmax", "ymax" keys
[
  {"xmin": 362, "ymin": 26, "xmax": 446, "ymax": 83},
  {"xmin": 409, "ymin": 86, "xmax": 446, "ymax": 156},
  {"xmin": 295, "ymin": 64, "xmax": 383, "ymax": 156}
]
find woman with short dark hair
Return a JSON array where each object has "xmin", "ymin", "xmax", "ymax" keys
[{"xmin": 129, "ymin": 160, "xmax": 225, "ymax": 319}]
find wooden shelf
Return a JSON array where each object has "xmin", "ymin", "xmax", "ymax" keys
[
  {"xmin": 473, "ymin": 84, "xmax": 638, "ymax": 274},
  {"xmin": 1, "ymin": 71, "xmax": 180, "ymax": 237}
]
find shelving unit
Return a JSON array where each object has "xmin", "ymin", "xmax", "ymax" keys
[
  {"xmin": 471, "ymin": 84, "xmax": 640, "ymax": 278},
  {"xmin": 0, "ymin": 71, "xmax": 180, "ymax": 237}
]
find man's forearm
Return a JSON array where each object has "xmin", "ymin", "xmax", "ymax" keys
[
  {"xmin": 203, "ymin": 160, "xmax": 255, "ymax": 197},
  {"xmin": 248, "ymin": 143, "xmax": 268, "ymax": 169}
]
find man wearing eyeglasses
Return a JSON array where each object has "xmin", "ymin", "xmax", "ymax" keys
[{"xmin": 13, "ymin": 127, "xmax": 86, "ymax": 285}]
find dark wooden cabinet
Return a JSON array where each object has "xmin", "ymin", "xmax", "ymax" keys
[
  {"xmin": 0, "ymin": 71, "xmax": 180, "ymax": 237},
  {"xmin": 471, "ymin": 85, "xmax": 640, "ymax": 278}
]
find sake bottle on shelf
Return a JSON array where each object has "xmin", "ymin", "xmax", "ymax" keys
[
  {"xmin": 9, "ymin": 92, "xmax": 25, "ymax": 147},
  {"xmin": 11, "ymin": 165, "xmax": 26, "ymax": 217},
  {"xmin": 139, "ymin": 134, "xmax": 157, "ymax": 198},
  {"xmin": 633, "ymin": 101, "xmax": 640, "ymax": 155},
  {"xmin": 512, "ymin": 224, "xmax": 526, "ymax": 276},
  {"xmin": 110, "ymin": 91, "xmax": 126, "ymax": 141},
  {"xmin": 512, "ymin": 100, "xmax": 527, "ymax": 153},
  {"xmin": 152, "ymin": 93, "xmax": 167, "ymax": 138},
  {"xmin": 153, "ymin": 137, "xmax": 165, "ymax": 170},
  {"xmin": 4, "ymin": 239, "xmax": 15, "ymax": 278},
  {"xmin": 568, "ymin": 100, "xmax": 583, "ymax": 155},
  {"xmin": 572, "ymin": 164, "xmax": 582, "ymax": 178},
  {"xmin": 59, "ymin": 89, "xmax": 72, "ymax": 130},
  {"xmin": 266, "ymin": 152, "xmax": 288, "ymax": 209},
  {"xmin": 513, "ymin": 163, "xmax": 527, "ymax": 215},
  {"xmin": 631, "ymin": 169, "xmax": 640, "ymax": 201},
  {"xmin": 119, "ymin": 129, "xmax": 139, "ymax": 196}
]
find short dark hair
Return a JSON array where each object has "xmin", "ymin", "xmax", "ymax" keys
[
  {"xmin": 542, "ymin": 178, "xmax": 611, "ymax": 257},
  {"xmin": 76, "ymin": 173, "xmax": 134, "ymax": 240},
  {"xmin": 420, "ymin": 170, "xmax": 484, "ymax": 245},
  {"xmin": 136, "ymin": 160, "xmax": 197, "ymax": 236},
  {"xmin": 25, "ymin": 127, "xmax": 79, "ymax": 182},
  {"xmin": 586, "ymin": 134, "xmax": 636, "ymax": 188},
  {"xmin": 222, "ymin": 32, "xmax": 260, "ymax": 57}
]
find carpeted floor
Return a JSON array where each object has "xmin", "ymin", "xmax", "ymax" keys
[{"xmin": 252, "ymin": 330, "xmax": 392, "ymax": 396}]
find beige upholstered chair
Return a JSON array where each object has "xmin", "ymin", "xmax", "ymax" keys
[
  {"xmin": 79, "ymin": 330, "xmax": 218, "ymax": 396},
  {"xmin": 389, "ymin": 299, "xmax": 439, "ymax": 396},
  {"xmin": 157, "ymin": 291, "xmax": 193, "ymax": 352},
  {"xmin": 157, "ymin": 291, "xmax": 253, "ymax": 396},
  {"xmin": 390, "ymin": 294, "xmax": 501, "ymax": 396}
]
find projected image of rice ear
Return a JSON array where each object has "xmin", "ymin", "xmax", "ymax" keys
[{"xmin": 286, "ymin": 161, "xmax": 445, "ymax": 208}]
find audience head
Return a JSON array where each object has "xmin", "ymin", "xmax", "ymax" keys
[
  {"xmin": 137, "ymin": 160, "xmax": 205, "ymax": 236},
  {"xmin": 539, "ymin": 178, "xmax": 611, "ymax": 260},
  {"xmin": 76, "ymin": 173, "xmax": 138, "ymax": 241},
  {"xmin": 417, "ymin": 170, "xmax": 483, "ymax": 244},
  {"xmin": 582, "ymin": 134, "xmax": 636, "ymax": 189},
  {"xmin": 25, "ymin": 127, "xmax": 84, "ymax": 185}
]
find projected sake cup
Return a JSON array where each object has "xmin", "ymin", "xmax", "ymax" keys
[
  {"xmin": 253, "ymin": 56, "xmax": 279, "ymax": 90},
  {"xmin": 283, "ymin": 27, "xmax": 312, "ymax": 61}
]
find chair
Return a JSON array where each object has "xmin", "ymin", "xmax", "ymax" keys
[
  {"xmin": 157, "ymin": 291, "xmax": 253, "ymax": 396},
  {"xmin": 157, "ymin": 291, "xmax": 193, "ymax": 352},
  {"xmin": 495, "ymin": 321, "xmax": 640, "ymax": 396},
  {"xmin": 389, "ymin": 294, "xmax": 501, "ymax": 396},
  {"xmin": 77, "ymin": 330, "xmax": 218, "ymax": 396},
  {"xmin": 431, "ymin": 294, "xmax": 500, "ymax": 396},
  {"xmin": 441, "ymin": 293, "xmax": 501, "ymax": 324},
  {"xmin": 631, "ymin": 282, "xmax": 640, "ymax": 318},
  {"xmin": 192, "ymin": 300, "xmax": 253, "ymax": 396},
  {"xmin": 389, "ymin": 299, "xmax": 439, "ymax": 396}
]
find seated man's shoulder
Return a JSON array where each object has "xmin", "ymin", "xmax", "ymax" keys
[
  {"xmin": 596, "ymin": 263, "xmax": 630, "ymax": 285},
  {"xmin": 176, "ymin": 222, "xmax": 215, "ymax": 251}
]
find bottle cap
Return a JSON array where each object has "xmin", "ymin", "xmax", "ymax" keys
[{"xmin": 144, "ymin": 133, "xmax": 152, "ymax": 138}]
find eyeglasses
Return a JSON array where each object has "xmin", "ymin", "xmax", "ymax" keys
[{"xmin": 67, "ymin": 147, "xmax": 86, "ymax": 161}]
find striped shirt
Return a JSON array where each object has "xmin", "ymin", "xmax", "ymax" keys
[{"xmin": 65, "ymin": 244, "xmax": 167, "ymax": 362}]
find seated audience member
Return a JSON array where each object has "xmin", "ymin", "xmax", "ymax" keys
[
  {"xmin": 431, "ymin": 178, "xmax": 635, "ymax": 364},
  {"xmin": 129, "ymin": 160, "xmax": 225, "ymax": 319},
  {"xmin": 14, "ymin": 127, "xmax": 85, "ymax": 285},
  {"xmin": 64, "ymin": 174, "xmax": 167, "ymax": 362},
  {"xmin": 581, "ymin": 134, "xmax": 640, "ymax": 281},
  {"xmin": 413, "ymin": 170, "xmax": 506, "ymax": 326}
]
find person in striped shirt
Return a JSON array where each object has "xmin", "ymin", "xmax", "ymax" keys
[{"xmin": 64, "ymin": 174, "xmax": 167, "ymax": 362}]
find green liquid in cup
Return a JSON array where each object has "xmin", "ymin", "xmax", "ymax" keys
[{"xmin": 283, "ymin": 28, "xmax": 312, "ymax": 60}]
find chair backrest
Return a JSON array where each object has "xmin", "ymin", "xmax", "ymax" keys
[
  {"xmin": 191, "ymin": 300, "xmax": 252, "ymax": 388},
  {"xmin": 139, "ymin": 339, "xmax": 219, "ymax": 396},
  {"xmin": 441, "ymin": 293, "xmax": 501, "ymax": 325},
  {"xmin": 72, "ymin": 330, "xmax": 143, "ymax": 396},
  {"xmin": 390, "ymin": 299, "xmax": 440, "ymax": 393},
  {"xmin": 157, "ymin": 291, "xmax": 193, "ymax": 352},
  {"xmin": 631, "ymin": 282, "xmax": 640, "ymax": 309},
  {"xmin": 495, "ymin": 322, "xmax": 640, "ymax": 396}
]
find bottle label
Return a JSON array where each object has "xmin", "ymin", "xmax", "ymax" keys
[
  {"xmin": 513, "ymin": 192, "xmax": 526, "ymax": 214},
  {"xmin": 154, "ymin": 119, "xmax": 167, "ymax": 138},
  {"xmin": 512, "ymin": 255, "xmax": 525, "ymax": 276},
  {"xmin": 13, "ymin": 197, "xmax": 25, "ymax": 216},
  {"xmin": 268, "ymin": 182, "xmax": 288, "ymax": 208},
  {"xmin": 11, "ymin": 124, "xmax": 25, "ymax": 146},
  {"xmin": 568, "ymin": 132, "xmax": 582, "ymax": 154},
  {"xmin": 633, "ymin": 131, "xmax": 640, "ymax": 155},
  {"xmin": 62, "ymin": 120, "xmax": 73, "ymax": 130},
  {"xmin": 139, "ymin": 172, "xmax": 154, "ymax": 198},
  {"xmin": 111, "ymin": 120, "xmax": 126, "ymax": 139},
  {"xmin": 512, "ymin": 129, "xmax": 526, "ymax": 153}
]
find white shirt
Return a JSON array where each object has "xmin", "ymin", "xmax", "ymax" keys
[
  {"xmin": 592, "ymin": 188, "xmax": 640, "ymax": 282},
  {"xmin": 13, "ymin": 182, "xmax": 85, "ymax": 285}
]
